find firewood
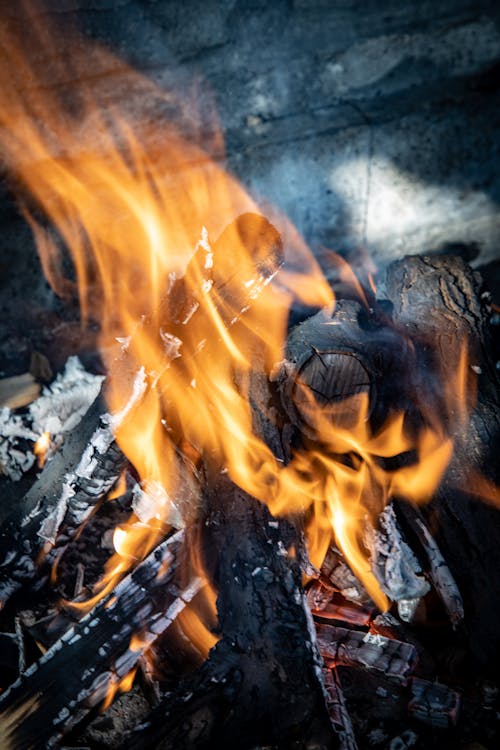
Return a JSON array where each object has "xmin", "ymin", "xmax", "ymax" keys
[
  {"xmin": 408, "ymin": 677, "xmax": 461, "ymax": 728},
  {"xmin": 384, "ymin": 255, "xmax": 500, "ymax": 668},
  {"xmin": 0, "ymin": 531, "xmax": 201, "ymax": 749},
  {"xmin": 394, "ymin": 500, "xmax": 463, "ymax": 625},
  {"xmin": 307, "ymin": 582, "xmax": 373, "ymax": 626},
  {"xmin": 316, "ymin": 623, "xmax": 418, "ymax": 683},
  {"xmin": 0, "ymin": 372, "xmax": 40, "ymax": 409},
  {"xmin": 0, "ymin": 393, "xmax": 127, "ymax": 608},
  {"xmin": 323, "ymin": 666, "xmax": 359, "ymax": 750},
  {"xmin": 123, "ymin": 484, "xmax": 338, "ymax": 750}
]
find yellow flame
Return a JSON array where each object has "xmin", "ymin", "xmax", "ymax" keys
[
  {"xmin": 33, "ymin": 431, "xmax": 51, "ymax": 468},
  {"xmin": 0, "ymin": 10, "xmax": 477, "ymax": 628},
  {"xmin": 100, "ymin": 667, "xmax": 137, "ymax": 712}
]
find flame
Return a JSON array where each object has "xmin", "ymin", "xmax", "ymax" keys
[
  {"xmin": 101, "ymin": 667, "xmax": 137, "ymax": 713},
  {"xmin": 33, "ymin": 431, "xmax": 51, "ymax": 468},
  {"xmin": 107, "ymin": 471, "xmax": 127, "ymax": 501},
  {"xmin": 0, "ymin": 10, "xmax": 478, "ymax": 626}
]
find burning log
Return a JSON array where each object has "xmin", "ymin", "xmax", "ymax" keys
[
  {"xmin": 385, "ymin": 255, "xmax": 500, "ymax": 668},
  {"xmin": 0, "ymin": 530, "xmax": 202, "ymax": 749},
  {"xmin": 123, "ymin": 482, "xmax": 337, "ymax": 749},
  {"xmin": 0, "ymin": 394, "xmax": 127, "ymax": 607}
]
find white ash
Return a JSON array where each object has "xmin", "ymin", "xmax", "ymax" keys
[
  {"xmin": 35, "ymin": 367, "xmax": 146, "ymax": 545},
  {"xmin": 397, "ymin": 598, "xmax": 422, "ymax": 623},
  {"xmin": 30, "ymin": 356, "xmax": 104, "ymax": 438},
  {"xmin": 0, "ymin": 357, "xmax": 103, "ymax": 481},
  {"xmin": 37, "ymin": 482, "xmax": 76, "ymax": 544},
  {"xmin": 328, "ymin": 559, "xmax": 370, "ymax": 605},
  {"xmin": 115, "ymin": 336, "xmax": 131, "ymax": 353},
  {"xmin": 369, "ymin": 504, "xmax": 430, "ymax": 605},
  {"xmin": 201, "ymin": 279, "xmax": 213, "ymax": 294},
  {"xmin": 0, "ymin": 409, "xmax": 37, "ymax": 480}
]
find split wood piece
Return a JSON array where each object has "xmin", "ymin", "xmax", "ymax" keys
[
  {"xmin": 162, "ymin": 212, "xmax": 284, "ymax": 332},
  {"xmin": 316, "ymin": 623, "xmax": 418, "ymax": 683},
  {"xmin": 320, "ymin": 546, "xmax": 373, "ymax": 607},
  {"xmin": 0, "ymin": 372, "xmax": 40, "ymax": 409},
  {"xmin": 307, "ymin": 581, "xmax": 373, "ymax": 627},
  {"xmin": 127, "ymin": 212, "xmax": 285, "ymax": 424},
  {"xmin": 384, "ymin": 255, "xmax": 500, "ymax": 669},
  {"xmin": 370, "ymin": 613, "xmax": 436, "ymax": 679},
  {"xmin": 0, "ymin": 394, "xmax": 127, "ymax": 607},
  {"xmin": 0, "ymin": 530, "xmax": 197, "ymax": 750},
  {"xmin": 408, "ymin": 677, "xmax": 461, "ymax": 728},
  {"xmin": 395, "ymin": 501, "xmax": 463, "ymax": 626},
  {"xmin": 123, "ymin": 483, "xmax": 338, "ymax": 750},
  {"xmin": 323, "ymin": 666, "xmax": 359, "ymax": 750},
  {"xmin": 315, "ymin": 601, "xmax": 373, "ymax": 628}
]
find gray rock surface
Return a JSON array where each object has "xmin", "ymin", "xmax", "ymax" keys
[{"xmin": 1, "ymin": 0, "xmax": 499, "ymax": 367}]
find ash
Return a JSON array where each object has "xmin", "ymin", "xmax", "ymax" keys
[{"xmin": 0, "ymin": 357, "xmax": 103, "ymax": 481}]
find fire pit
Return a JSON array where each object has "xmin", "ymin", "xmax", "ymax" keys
[{"xmin": 1, "ymin": 4, "xmax": 500, "ymax": 750}]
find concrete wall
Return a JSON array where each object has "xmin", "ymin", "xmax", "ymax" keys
[
  {"xmin": 1, "ymin": 0, "xmax": 500, "ymax": 372},
  {"xmin": 44, "ymin": 0, "xmax": 500, "ymax": 269}
]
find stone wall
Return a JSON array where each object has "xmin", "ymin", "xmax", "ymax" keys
[{"xmin": 1, "ymin": 0, "xmax": 500, "ymax": 370}]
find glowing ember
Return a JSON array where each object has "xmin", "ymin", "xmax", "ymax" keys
[{"xmin": 33, "ymin": 431, "xmax": 51, "ymax": 468}]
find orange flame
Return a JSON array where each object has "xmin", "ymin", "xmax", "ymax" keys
[
  {"xmin": 100, "ymin": 667, "xmax": 137, "ymax": 713},
  {"xmin": 33, "ymin": 431, "xmax": 51, "ymax": 468},
  {"xmin": 0, "ymin": 10, "xmax": 477, "ymax": 625}
]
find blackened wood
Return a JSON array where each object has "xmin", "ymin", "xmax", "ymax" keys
[
  {"xmin": 395, "ymin": 501, "xmax": 463, "ymax": 625},
  {"xmin": 124, "ymin": 482, "xmax": 337, "ymax": 750},
  {"xmin": 279, "ymin": 298, "xmax": 412, "ymax": 445},
  {"xmin": 316, "ymin": 623, "xmax": 418, "ymax": 683},
  {"xmin": 384, "ymin": 255, "xmax": 500, "ymax": 670},
  {"xmin": 121, "ymin": 227, "xmax": 338, "ymax": 749},
  {"xmin": 408, "ymin": 677, "xmax": 461, "ymax": 728},
  {"xmin": 323, "ymin": 667, "xmax": 359, "ymax": 750},
  {"xmin": 0, "ymin": 394, "xmax": 126, "ymax": 607},
  {"xmin": 0, "ymin": 531, "xmax": 197, "ymax": 750}
]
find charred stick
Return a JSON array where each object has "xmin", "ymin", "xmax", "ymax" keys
[
  {"xmin": 408, "ymin": 677, "xmax": 461, "ymax": 728},
  {"xmin": 395, "ymin": 501, "xmax": 463, "ymax": 626},
  {"xmin": 319, "ymin": 546, "xmax": 373, "ymax": 607},
  {"xmin": 307, "ymin": 582, "xmax": 373, "ymax": 626},
  {"xmin": 316, "ymin": 623, "xmax": 418, "ymax": 683},
  {"xmin": 323, "ymin": 666, "xmax": 359, "ymax": 750},
  {"xmin": 0, "ymin": 530, "xmax": 200, "ymax": 750}
]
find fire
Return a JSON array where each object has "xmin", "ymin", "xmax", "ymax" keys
[
  {"xmin": 101, "ymin": 668, "xmax": 137, "ymax": 713},
  {"xmin": 0, "ymin": 10, "xmax": 477, "ymax": 640},
  {"xmin": 33, "ymin": 431, "xmax": 51, "ymax": 468}
]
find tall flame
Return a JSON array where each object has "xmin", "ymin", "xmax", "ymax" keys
[{"xmin": 0, "ymin": 10, "xmax": 474, "ymax": 621}]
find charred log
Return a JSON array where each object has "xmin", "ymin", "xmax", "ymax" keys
[
  {"xmin": 0, "ymin": 394, "xmax": 126, "ymax": 608},
  {"xmin": 123, "ymin": 477, "xmax": 337, "ymax": 750},
  {"xmin": 384, "ymin": 255, "xmax": 500, "ymax": 670},
  {"xmin": 0, "ymin": 531, "xmax": 194, "ymax": 749}
]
